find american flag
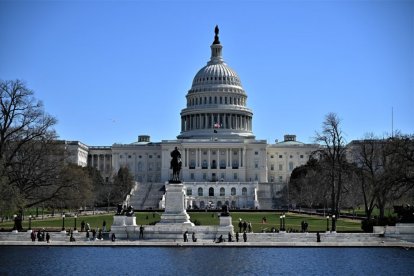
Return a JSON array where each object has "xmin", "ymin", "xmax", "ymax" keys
[{"xmin": 214, "ymin": 122, "xmax": 221, "ymax": 128}]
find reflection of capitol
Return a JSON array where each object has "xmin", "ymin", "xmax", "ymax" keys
[{"xmin": 68, "ymin": 27, "xmax": 319, "ymax": 209}]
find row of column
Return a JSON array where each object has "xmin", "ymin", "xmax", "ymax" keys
[
  {"xmin": 181, "ymin": 113, "xmax": 252, "ymax": 132},
  {"xmin": 88, "ymin": 154, "xmax": 112, "ymax": 173},
  {"xmin": 183, "ymin": 148, "xmax": 244, "ymax": 169}
]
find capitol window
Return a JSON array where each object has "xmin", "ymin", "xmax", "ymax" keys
[
  {"xmin": 231, "ymin": 187, "xmax": 236, "ymax": 195},
  {"xmin": 220, "ymin": 187, "xmax": 225, "ymax": 196},
  {"xmin": 242, "ymin": 187, "xmax": 247, "ymax": 196},
  {"xmin": 187, "ymin": 188, "xmax": 192, "ymax": 196},
  {"xmin": 198, "ymin": 187, "xmax": 203, "ymax": 196}
]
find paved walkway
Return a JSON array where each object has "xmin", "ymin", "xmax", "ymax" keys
[{"xmin": 1, "ymin": 232, "xmax": 413, "ymax": 248}]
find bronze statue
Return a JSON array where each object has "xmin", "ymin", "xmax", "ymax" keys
[
  {"xmin": 170, "ymin": 147, "xmax": 182, "ymax": 182},
  {"xmin": 126, "ymin": 206, "xmax": 134, "ymax": 217},
  {"xmin": 221, "ymin": 204, "xmax": 230, "ymax": 217},
  {"xmin": 213, "ymin": 25, "xmax": 220, "ymax": 44}
]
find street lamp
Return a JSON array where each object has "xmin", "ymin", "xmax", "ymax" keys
[
  {"xmin": 279, "ymin": 215, "xmax": 282, "ymax": 230},
  {"xmin": 13, "ymin": 214, "xmax": 17, "ymax": 231},
  {"xmin": 332, "ymin": 215, "xmax": 336, "ymax": 232},
  {"xmin": 62, "ymin": 214, "xmax": 65, "ymax": 231},
  {"xmin": 326, "ymin": 216, "xmax": 330, "ymax": 232},
  {"xmin": 282, "ymin": 214, "xmax": 286, "ymax": 231},
  {"xmin": 74, "ymin": 214, "xmax": 78, "ymax": 232},
  {"xmin": 28, "ymin": 215, "xmax": 32, "ymax": 231}
]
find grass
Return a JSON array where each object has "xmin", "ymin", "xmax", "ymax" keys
[{"xmin": 0, "ymin": 211, "xmax": 362, "ymax": 232}]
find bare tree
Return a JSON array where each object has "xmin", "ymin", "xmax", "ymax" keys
[
  {"xmin": 0, "ymin": 80, "xmax": 57, "ymax": 211},
  {"xmin": 314, "ymin": 113, "xmax": 347, "ymax": 216},
  {"xmin": 349, "ymin": 133, "xmax": 414, "ymax": 220},
  {"xmin": 112, "ymin": 167, "xmax": 135, "ymax": 204}
]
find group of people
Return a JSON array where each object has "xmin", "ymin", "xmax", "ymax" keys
[
  {"xmin": 183, "ymin": 231, "xmax": 197, "ymax": 242},
  {"xmin": 30, "ymin": 229, "xmax": 50, "ymax": 243},
  {"xmin": 301, "ymin": 221, "xmax": 309, "ymax": 232},
  {"xmin": 238, "ymin": 220, "xmax": 252, "ymax": 233},
  {"xmin": 216, "ymin": 231, "xmax": 248, "ymax": 243}
]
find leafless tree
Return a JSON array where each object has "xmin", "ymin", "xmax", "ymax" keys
[
  {"xmin": 0, "ymin": 80, "xmax": 59, "ymax": 211},
  {"xmin": 314, "ymin": 113, "xmax": 347, "ymax": 216}
]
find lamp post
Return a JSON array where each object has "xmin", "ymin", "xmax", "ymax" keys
[
  {"xmin": 13, "ymin": 214, "xmax": 17, "ymax": 232},
  {"xmin": 326, "ymin": 216, "xmax": 330, "ymax": 232},
  {"xmin": 62, "ymin": 214, "xmax": 66, "ymax": 231},
  {"xmin": 279, "ymin": 215, "xmax": 282, "ymax": 230},
  {"xmin": 28, "ymin": 215, "xmax": 32, "ymax": 232},
  {"xmin": 74, "ymin": 214, "xmax": 78, "ymax": 233},
  {"xmin": 282, "ymin": 214, "xmax": 286, "ymax": 231},
  {"xmin": 332, "ymin": 215, "xmax": 336, "ymax": 232}
]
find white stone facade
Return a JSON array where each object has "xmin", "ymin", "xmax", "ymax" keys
[{"xmin": 62, "ymin": 28, "xmax": 320, "ymax": 209}]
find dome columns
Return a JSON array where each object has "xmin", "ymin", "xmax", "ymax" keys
[{"xmin": 180, "ymin": 113, "xmax": 253, "ymax": 132}]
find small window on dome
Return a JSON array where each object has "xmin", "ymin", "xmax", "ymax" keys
[{"xmin": 215, "ymin": 77, "xmax": 217, "ymax": 80}]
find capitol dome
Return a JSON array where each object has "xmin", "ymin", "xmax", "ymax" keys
[{"xmin": 178, "ymin": 26, "xmax": 254, "ymax": 139}]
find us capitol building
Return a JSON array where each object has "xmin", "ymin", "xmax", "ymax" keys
[{"xmin": 65, "ymin": 27, "xmax": 319, "ymax": 210}]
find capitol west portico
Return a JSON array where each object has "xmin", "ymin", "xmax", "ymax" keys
[{"xmin": 78, "ymin": 27, "xmax": 320, "ymax": 210}]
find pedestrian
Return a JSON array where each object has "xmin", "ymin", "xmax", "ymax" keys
[
  {"xmin": 102, "ymin": 220, "xmax": 107, "ymax": 232},
  {"xmin": 243, "ymin": 231, "xmax": 247, "ymax": 242},
  {"xmin": 37, "ymin": 230, "xmax": 41, "ymax": 241},
  {"xmin": 248, "ymin": 222, "xmax": 252, "ymax": 232},
  {"xmin": 139, "ymin": 225, "xmax": 144, "ymax": 239},
  {"xmin": 111, "ymin": 233, "xmax": 116, "ymax": 242},
  {"xmin": 228, "ymin": 232, "xmax": 233, "ymax": 242},
  {"xmin": 92, "ymin": 229, "xmax": 96, "ymax": 240},
  {"xmin": 46, "ymin": 232, "xmax": 50, "ymax": 243},
  {"xmin": 81, "ymin": 220, "xmax": 85, "ymax": 232},
  {"xmin": 192, "ymin": 232, "xmax": 197, "ymax": 242},
  {"xmin": 235, "ymin": 231, "xmax": 239, "ymax": 242},
  {"xmin": 86, "ymin": 222, "xmax": 90, "ymax": 232},
  {"xmin": 86, "ymin": 230, "xmax": 90, "ymax": 240},
  {"xmin": 98, "ymin": 229, "xmax": 103, "ymax": 240},
  {"xmin": 70, "ymin": 233, "xmax": 76, "ymax": 242},
  {"xmin": 316, "ymin": 232, "xmax": 321, "ymax": 242},
  {"xmin": 183, "ymin": 231, "xmax": 188, "ymax": 242},
  {"xmin": 243, "ymin": 221, "xmax": 247, "ymax": 232}
]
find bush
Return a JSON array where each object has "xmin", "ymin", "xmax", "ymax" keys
[
  {"xmin": 191, "ymin": 219, "xmax": 201, "ymax": 226},
  {"xmin": 361, "ymin": 216, "xmax": 397, "ymax": 232}
]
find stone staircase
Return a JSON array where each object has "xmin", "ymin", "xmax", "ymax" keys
[{"xmin": 128, "ymin": 182, "xmax": 165, "ymax": 210}]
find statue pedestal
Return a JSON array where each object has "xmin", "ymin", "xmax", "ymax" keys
[
  {"xmin": 159, "ymin": 183, "xmax": 193, "ymax": 225},
  {"xmin": 216, "ymin": 215, "xmax": 234, "ymax": 238}
]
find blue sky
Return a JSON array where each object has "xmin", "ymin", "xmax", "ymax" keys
[{"xmin": 1, "ymin": 0, "xmax": 413, "ymax": 146}]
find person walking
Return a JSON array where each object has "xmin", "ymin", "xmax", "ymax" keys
[
  {"xmin": 102, "ymin": 220, "xmax": 107, "ymax": 232},
  {"xmin": 139, "ymin": 225, "xmax": 144, "ymax": 239},
  {"xmin": 183, "ymin": 231, "xmax": 188, "ymax": 242},
  {"xmin": 238, "ymin": 220, "xmax": 243, "ymax": 233},
  {"xmin": 243, "ymin": 231, "xmax": 247, "ymax": 242},
  {"xmin": 192, "ymin": 232, "xmax": 197, "ymax": 242},
  {"xmin": 46, "ymin": 232, "xmax": 50, "ymax": 243},
  {"xmin": 235, "ymin": 231, "xmax": 239, "ymax": 242}
]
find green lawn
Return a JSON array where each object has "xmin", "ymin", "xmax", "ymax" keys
[{"xmin": 0, "ymin": 211, "xmax": 362, "ymax": 232}]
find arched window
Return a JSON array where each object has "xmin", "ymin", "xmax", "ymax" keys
[
  {"xmin": 198, "ymin": 187, "xmax": 203, "ymax": 196},
  {"xmin": 209, "ymin": 187, "xmax": 214, "ymax": 196},
  {"xmin": 231, "ymin": 187, "xmax": 236, "ymax": 196},
  {"xmin": 220, "ymin": 187, "xmax": 225, "ymax": 196},
  {"xmin": 242, "ymin": 187, "xmax": 247, "ymax": 196}
]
